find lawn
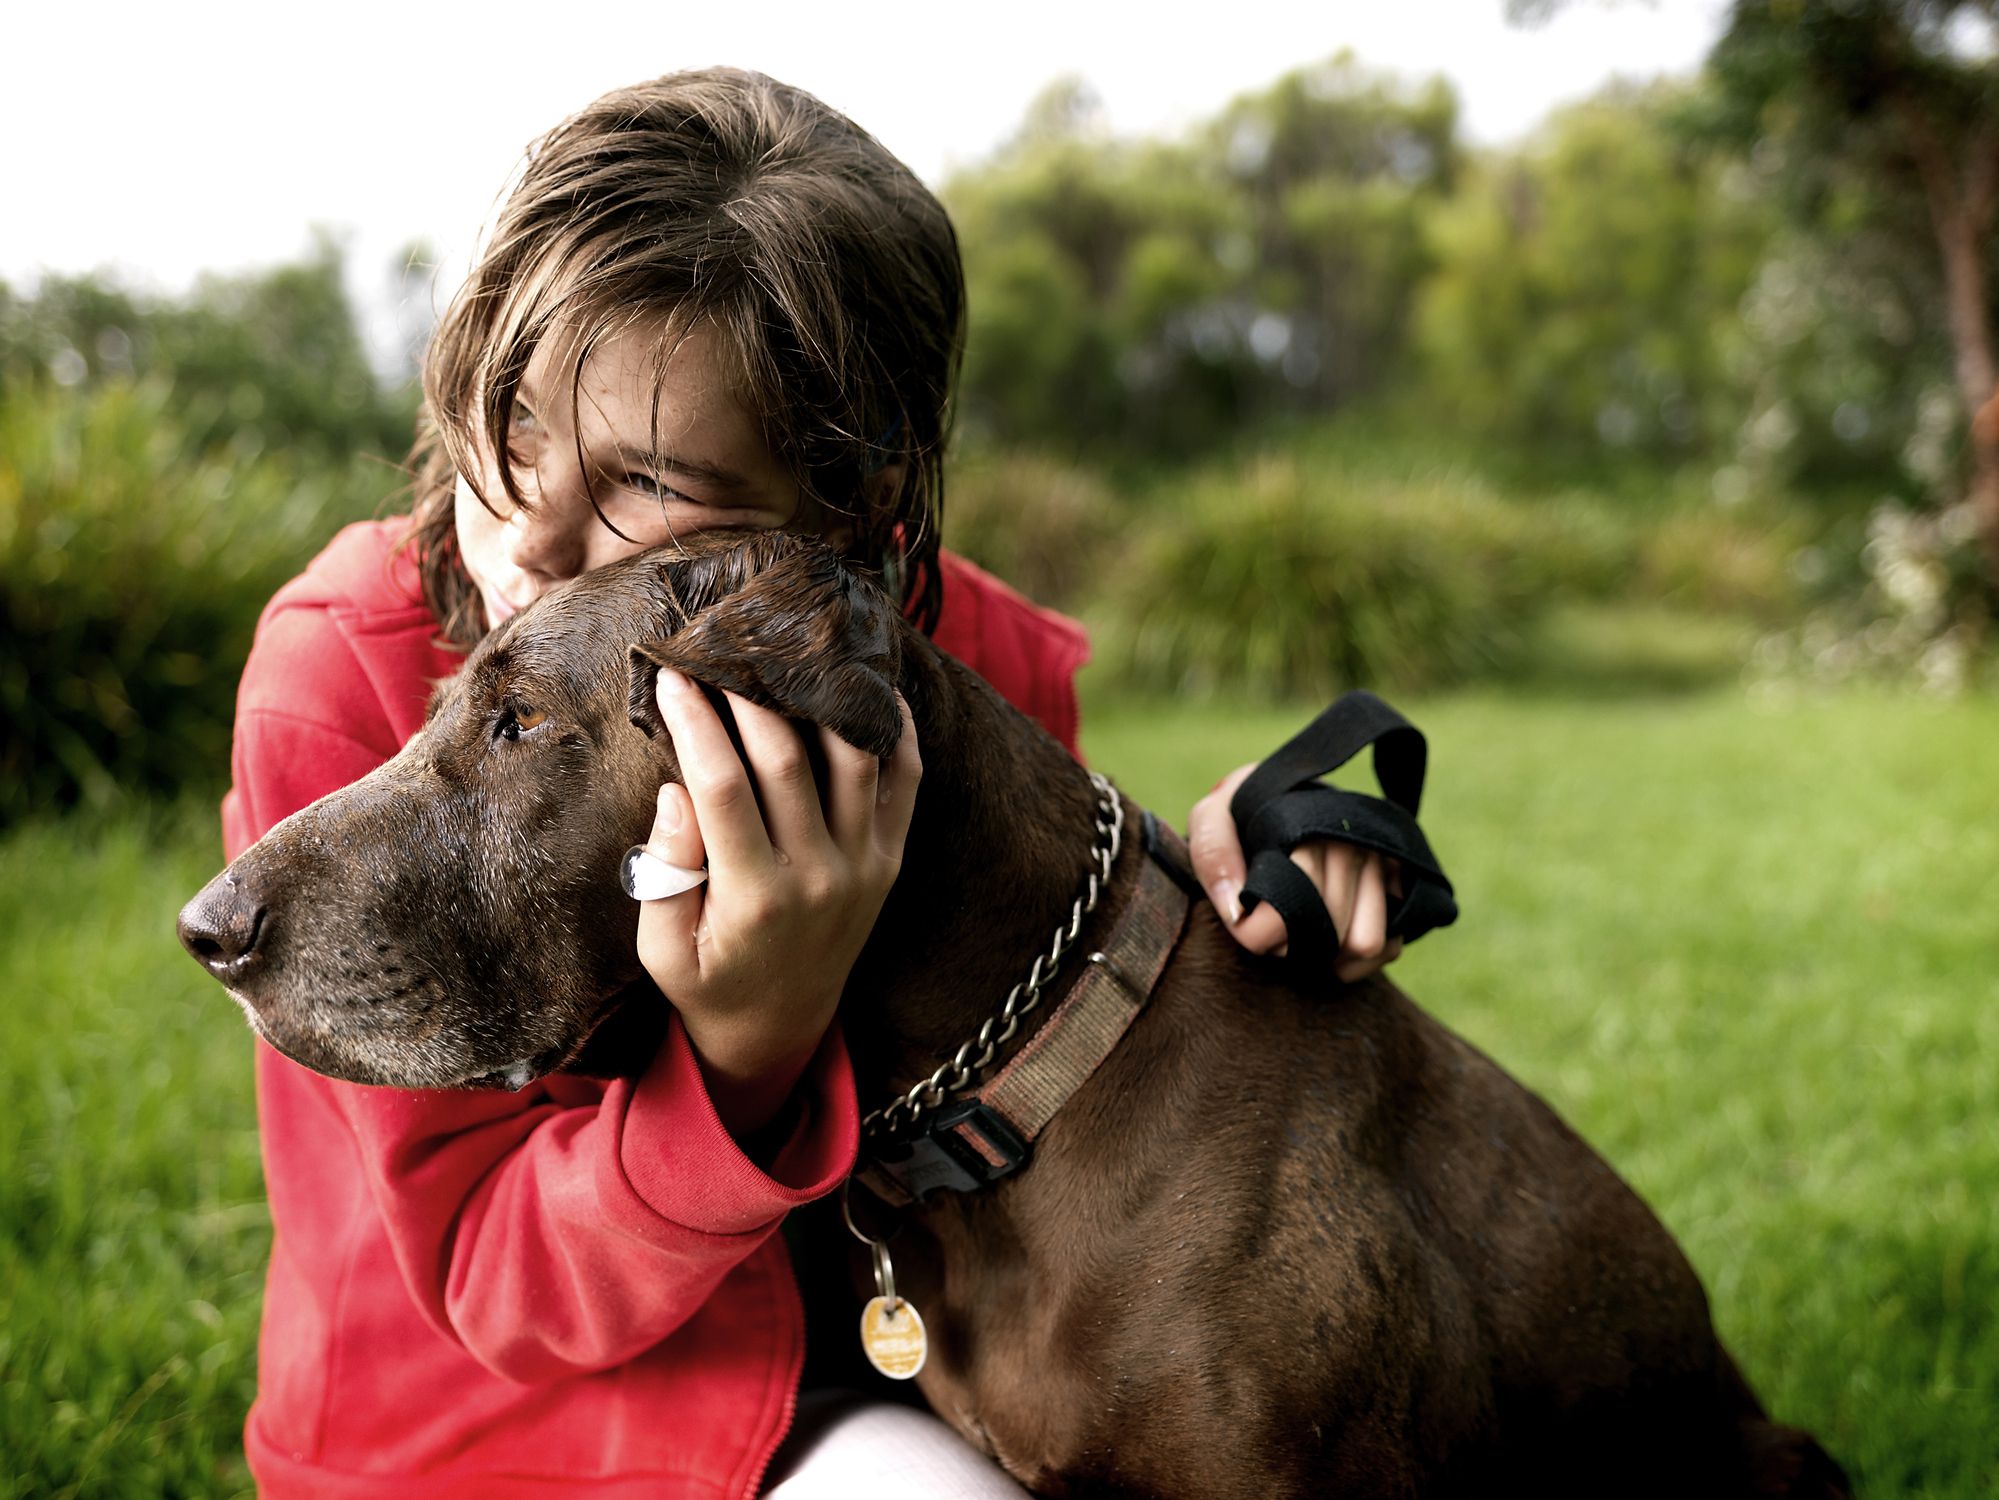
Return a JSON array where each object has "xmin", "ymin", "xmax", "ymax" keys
[
  {"xmin": 1, "ymin": 799, "xmax": 265, "ymax": 1500},
  {"xmin": 2, "ymin": 683, "xmax": 1992, "ymax": 1496}
]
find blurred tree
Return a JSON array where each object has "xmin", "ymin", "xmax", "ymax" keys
[
  {"xmin": 0, "ymin": 234, "xmax": 417, "ymax": 464},
  {"xmin": 0, "ymin": 244, "xmax": 420, "ymax": 813},
  {"xmin": 947, "ymin": 57, "xmax": 1459, "ymax": 455},
  {"xmin": 1703, "ymin": 0, "xmax": 1999, "ymax": 592},
  {"xmin": 1207, "ymin": 53, "xmax": 1461, "ymax": 408},
  {"xmin": 0, "ymin": 275, "xmax": 149, "ymax": 387},
  {"xmin": 1414, "ymin": 82, "xmax": 1774, "ymax": 463}
]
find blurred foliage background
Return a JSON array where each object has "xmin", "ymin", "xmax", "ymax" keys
[
  {"xmin": 9, "ymin": 5, "xmax": 1996, "ymax": 824},
  {"xmin": 0, "ymin": 239, "xmax": 419, "ymax": 820}
]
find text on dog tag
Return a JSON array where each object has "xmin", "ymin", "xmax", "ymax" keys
[{"xmin": 859, "ymin": 1295, "xmax": 927, "ymax": 1380}]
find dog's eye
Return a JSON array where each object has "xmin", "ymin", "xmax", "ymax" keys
[{"xmin": 498, "ymin": 705, "xmax": 548, "ymax": 742}]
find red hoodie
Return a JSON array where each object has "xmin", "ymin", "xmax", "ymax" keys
[{"xmin": 222, "ymin": 521, "xmax": 1089, "ymax": 1499}]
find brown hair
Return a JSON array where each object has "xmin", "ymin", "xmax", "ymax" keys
[{"xmin": 406, "ymin": 67, "xmax": 963, "ymax": 646}]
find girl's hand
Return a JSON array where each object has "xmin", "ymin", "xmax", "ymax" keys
[
  {"xmin": 633, "ymin": 666, "xmax": 920, "ymax": 1141},
  {"xmin": 1188, "ymin": 762, "xmax": 1404, "ymax": 984}
]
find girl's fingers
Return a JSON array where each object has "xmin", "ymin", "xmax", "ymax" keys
[
  {"xmin": 819, "ymin": 720, "xmax": 882, "ymax": 853},
  {"xmin": 1190, "ymin": 755, "xmax": 1406, "ymax": 979},
  {"xmin": 633, "ymin": 784, "xmax": 709, "ymax": 989},
  {"xmin": 655, "ymin": 669, "xmax": 773, "ymax": 878},
  {"xmin": 723, "ymin": 690, "xmax": 829, "ymax": 857},
  {"xmin": 871, "ymin": 694, "xmax": 922, "ymax": 859},
  {"xmin": 635, "ymin": 871, "xmax": 707, "ymax": 989},
  {"xmin": 1340, "ymin": 934, "xmax": 1404, "ymax": 982},
  {"xmin": 1343, "ymin": 851, "xmax": 1388, "ymax": 960},
  {"xmin": 1229, "ymin": 902, "xmax": 1290, "ymax": 955},
  {"xmin": 1221, "ymin": 840, "xmax": 1378, "ymax": 963},
  {"xmin": 645, "ymin": 781, "xmax": 705, "ymax": 871},
  {"xmin": 1188, "ymin": 753, "xmax": 1403, "ymax": 972},
  {"xmin": 1297, "ymin": 841, "xmax": 1359, "ymax": 960},
  {"xmin": 1188, "ymin": 763, "xmax": 1257, "ymax": 924}
]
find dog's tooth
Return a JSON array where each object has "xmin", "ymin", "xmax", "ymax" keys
[{"xmin": 502, "ymin": 1061, "xmax": 536, "ymax": 1093}]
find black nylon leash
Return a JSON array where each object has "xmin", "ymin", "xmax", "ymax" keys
[{"xmin": 1228, "ymin": 691, "xmax": 1457, "ymax": 971}]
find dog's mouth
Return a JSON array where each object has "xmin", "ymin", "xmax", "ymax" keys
[
  {"xmin": 239, "ymin": 983, "xmax": 621, "ymax": 1093},
  {"xmin": 448, "ymin": 984, "xmax": 638, "ymax": 1091},
  {"xmin": 458, "ymin": 1048, "xmax": 570, "ymax": 1092}
]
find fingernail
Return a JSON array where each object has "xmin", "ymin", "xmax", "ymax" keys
[
  {"xmin": 657, "ymin": 666, "xmax": 691, "ymax": 699},
  {"xmin": 655, "ymin": 783, "xmax": 682, "ymax": 836},
  {"xmin": 1215, "ymin": 878, "xmax": 1243, "ymax": 926}
]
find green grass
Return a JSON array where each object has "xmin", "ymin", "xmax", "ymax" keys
[
  {"xmin": 3, "ymin": 686, "xmax": 1993, "ymax": 1496},
  {"xmin": 1084, "ymin": 682, "xmax": 1999, "ymax": 1497},
  {"xmin": 0, "ymin": 800, "xmax": 263, "ymax": 1500}
]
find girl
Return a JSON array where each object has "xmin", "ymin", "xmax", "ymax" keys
[{"xmin": 223, "ymin": 67, "xmax": 1402, "ymax": 1499}]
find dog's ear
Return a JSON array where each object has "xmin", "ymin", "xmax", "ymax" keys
[{"xmin": 626, "ymin": 536, "xmax": 904, "ymax": 758}]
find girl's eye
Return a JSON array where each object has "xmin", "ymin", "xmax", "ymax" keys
[
  {"xmin": 505, "ymin": 405, "xmax": 540, "ymax": 464},
  {"xmin": 498, "ymin": 705, "xmax": 548, "ymax": 742},
  {"xmin": 623, "ymin": 471, "xmax": 693, "ymax": 505}
]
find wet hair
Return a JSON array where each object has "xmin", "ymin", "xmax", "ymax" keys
[{"xmin": 405, "ymin": 67, "xmax": 963, "ymax": 646}]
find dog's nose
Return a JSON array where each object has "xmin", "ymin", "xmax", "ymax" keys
[{"xmin": 177, "ymin": 875, "xmax": 269, "ymax": 980}]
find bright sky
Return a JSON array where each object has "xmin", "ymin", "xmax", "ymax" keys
[{"xmin": 8, "ymin": 0, "xmax": 1727, "ymax": 366}]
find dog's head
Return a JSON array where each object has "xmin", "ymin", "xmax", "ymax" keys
[{"xmin": 177, "ymin": 531, "xmax": 902, "ymax": 1089}]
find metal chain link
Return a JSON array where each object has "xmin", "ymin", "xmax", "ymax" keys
[{"xmin": 862, "ymin": 771, "xmax": 1123, "ymax": 1142}]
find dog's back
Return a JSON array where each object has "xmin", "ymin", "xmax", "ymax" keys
[
  {"xmin": 813, "ymin": 620, "xmax": 1847, "ymax": 1496},
  {"xmin": 876, "ymin": 925, "xmax": 1844, "ymax": 1497}
]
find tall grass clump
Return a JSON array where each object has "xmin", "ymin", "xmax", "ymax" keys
[
  {"xmin": 0, "ymin": 378, "xmax": 395, "ymax": 820},
  {"xmin": 1102, "ymin": 457, "xmax": 1553, "ymax": 699},
  {"xmin": 945, "ymin": 450, "xmax": 1125, "ymax": 610},
  {"xmin": 1635, "ymin": 499, "xmax": 1803, "ymax": 618}
]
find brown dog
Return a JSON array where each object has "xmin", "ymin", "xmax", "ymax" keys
[{"xmin": 179, "ymin": 533, "xmax": 1844, "ymax": 1497}]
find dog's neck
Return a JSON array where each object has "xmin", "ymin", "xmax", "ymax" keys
[{"xmin": 840, "ymin": 640, "xmax": 1140, "ymax": 1114}]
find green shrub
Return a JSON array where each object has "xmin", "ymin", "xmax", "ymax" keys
[
  {"xmin": 0, "ymin": 378, "xmax": 395, "ymax": 820},
  {"xmin": 1635, "ymin": 501, "xmax": 1801, "ymax": 617},
  {"xmin": 1098, "ymin": 456, "xmax": 1552, "ymax": 699},
  {"xmin": 945, "ymin": 450, "xmax": 1125, "ymax": 611}
]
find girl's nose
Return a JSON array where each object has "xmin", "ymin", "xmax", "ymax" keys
[{"xmin": 503, "ymin": 469, "xmax": 593, "ymax": 581}]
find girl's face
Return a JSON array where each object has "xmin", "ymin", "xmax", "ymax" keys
[{"xmin": 454, "ymin": 321, "xmax": 805, "ymax": 631}]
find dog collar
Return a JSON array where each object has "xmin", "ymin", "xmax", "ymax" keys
[{"xmin": 855, "ymin": 797, "xmax": 1194, "ymax": 1207}]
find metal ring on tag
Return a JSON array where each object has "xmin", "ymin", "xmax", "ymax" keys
[
  {"xmin": 840, "ymin": 1176, "xmax": 899, "ymax": 1247},
  {"xmin": 840, "ymin": 1178, "xmax": 869, "ymax": 1245},
  {"xmin": 870, "ymin": 1239, "xmax": 898, "ymax": 1309},
  {"xmin": 843, "ymin": 1180, "xmax": 901, "ymax": 1311}
]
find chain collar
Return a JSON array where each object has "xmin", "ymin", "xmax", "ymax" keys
[{"xmin": 862, "ymin": 770, "xmax": 1124, "ymax": 1143}]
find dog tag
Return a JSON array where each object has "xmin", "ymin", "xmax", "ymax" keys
[
  {"xmin": 859, "ymin": 1294, "xmax": 928, "ymax": 1380},
  {"xmin": 847, "ymin": 1202, "xmax": 927, "ymax": 1380},
  {"xmin": 619, "ymin": 846, "xmax": 708, "ymax": 902}
]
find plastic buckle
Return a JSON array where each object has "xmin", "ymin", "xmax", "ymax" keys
[{"xmin": 869, "ymin": 1100, "xmax": 1032, "ymax": 1202}]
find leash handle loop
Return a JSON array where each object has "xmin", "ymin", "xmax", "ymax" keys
[{"xmin": 1228, "ymin": 691, "xmax": 1458, "ymax": 972}]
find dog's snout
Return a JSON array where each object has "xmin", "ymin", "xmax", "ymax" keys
[{"xmin": 178, "ymin": 875, "xmax": 269, "ymax": 981}]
